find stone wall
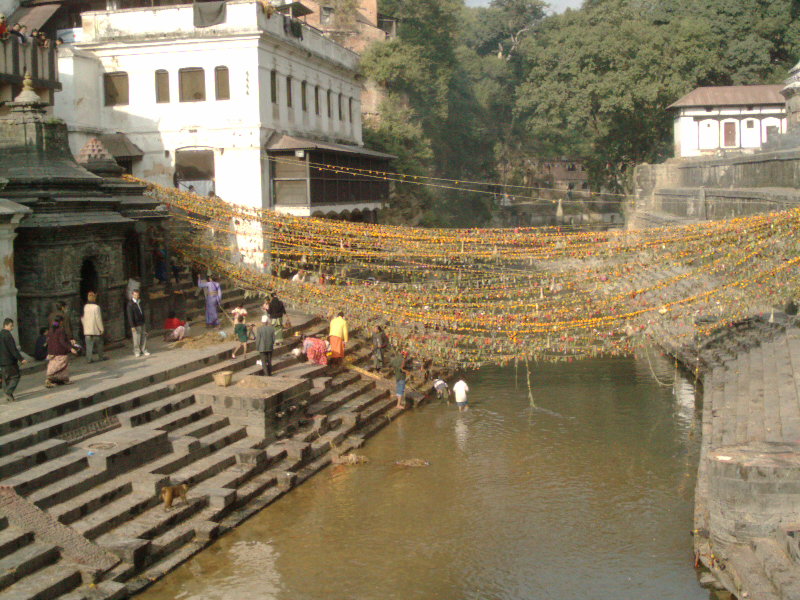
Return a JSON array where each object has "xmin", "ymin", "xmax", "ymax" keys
[
  {"xmin": 632, "ymin": 148, "xmax": 800, "ymax": 226},
  {"xmin": 15, "ymin": 225, "xmax": 131, "ymax": 352}
]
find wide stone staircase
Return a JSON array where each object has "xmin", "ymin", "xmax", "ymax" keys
[{"xmin": 0, "ymin": 317, "xmax": 408, "ymax": 600}]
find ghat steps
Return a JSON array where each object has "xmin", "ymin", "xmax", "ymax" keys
[{"xmin": 0, "ymin": 316, "xmax": 415, "ymax": 600}]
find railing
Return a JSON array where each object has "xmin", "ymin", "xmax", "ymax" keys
[{"xmin": 0, "ymin": 39, "xmax": 60, "ymax": 90}]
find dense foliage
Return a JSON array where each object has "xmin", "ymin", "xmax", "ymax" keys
[{"xmin": 362, "ymin": 0, "xmax": 800, "ymax": 224}]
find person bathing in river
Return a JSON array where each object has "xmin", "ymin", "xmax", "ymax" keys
[
  {"xmin": 433, "ymin": 376, "xmax": 450, "ymax": 403},
  {"xmin": 453, "ymin": 377, "xmax": 469, "ymax": 412}
]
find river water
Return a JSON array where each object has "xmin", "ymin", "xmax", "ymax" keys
[{"xmin": 142, "ymin": 356, "xmax": 709, "ymax": 600}]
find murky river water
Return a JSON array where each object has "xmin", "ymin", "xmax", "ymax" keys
[{"xmin": 142, "ymin": 356, "xmax": 709, "ymax": 600}]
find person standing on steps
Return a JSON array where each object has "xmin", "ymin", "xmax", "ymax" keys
[
  {"xmin": 198, "ymin": 275, "xmax": 222, "ymax": 328},
  {"xmin": 267, "ymin": 292, "xmax": 286, "ymax": 343},
  {"xmin": 0, "ymin": 318, "xmax": 26, "ymax": 401},
  {"xmin": 81, "ymin": 291, "xmax": 106, "ymax": 363},
  {"xmin": 45, "ymin": 316, "xmax": 76, "ymax": 387},
  {"xmin": 231, "ymin": 315, "xmax": 250, "ymax": 359},
  {"xmin": 47, "ymin": 300, "xmax": 74, "ymax": 343},
  {"xmin": 329, "ymin": 311, "xmax": 348, "ymax": 367},
  {"xmin": 126, "ymin": 289, "xmax": 149, "ymax": 357},
  {"xmin": 391, "ymin": 350, "xmax": 410, "ymax": 409},
  {"xmin": 371, "ymin": 325, "xmax": 389, "ymax": 372},
  {"xmin": 255, "ymin": 315, "xmax": 276, "ymax": 376}
]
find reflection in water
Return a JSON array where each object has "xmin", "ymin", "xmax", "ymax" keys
[{"xmin": 143, "ymin": 357, "xmax": 709, "ymax": 600}]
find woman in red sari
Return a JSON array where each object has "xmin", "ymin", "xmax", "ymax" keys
[
  {"xmin": 45, "ymin": 317, "xmax": 76, "ymax": 387},
  {"xmin": 302, "ymin": 335, "xmax": 328, "ymax": 366}
]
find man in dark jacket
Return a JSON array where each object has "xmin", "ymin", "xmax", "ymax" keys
[
  {"xmin": 126, "ymin": 289, "xmax": 149, "ymax": 357},
  {"xmin": 0, "ymin": 318, "xmax": 26, "ymax": 401},
  {"xmin": 255, "ymin": 315, "xmax": 276, "ymax": 376},
  {"xmin": 266, "ymin": 292, "xmax": 286, "ymax": 342}
]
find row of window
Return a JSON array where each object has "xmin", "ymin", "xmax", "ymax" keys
[
  {"xmin": 104, "ymin": 67, "xmax": 356, "ymax": 123},
  {"xmin": 103, "ymin": 67, "xmax": 230, "ymax": 106},
  {"xmin": 269, "ymin": 70, "xmax": 353, "ymax": 122}
]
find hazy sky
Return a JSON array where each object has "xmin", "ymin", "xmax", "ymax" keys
[{"xmin": 465, "ymin": 0, "xmax": 583, "ymax": 12}]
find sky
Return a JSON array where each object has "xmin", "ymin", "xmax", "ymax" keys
[{"xmin": 465, "ymin": 0, "xmax": 583, "ymax": 12}]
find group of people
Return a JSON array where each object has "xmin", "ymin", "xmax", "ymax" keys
[{"xmin": 0, "ymin": 15, "xmax": 63, "ymax": 47}]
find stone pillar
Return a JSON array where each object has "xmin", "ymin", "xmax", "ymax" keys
[
  {"xmin": 782, "ymin": 60, "xmax": 800, "ymax": 131},
  {"xmin": 0, "ymin": 193, "xmax": 32, "ymax": 345}
]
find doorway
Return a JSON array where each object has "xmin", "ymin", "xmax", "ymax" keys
[{"xmin": 79, "ymin": 258, "xmax": 99, "ymax": 303}]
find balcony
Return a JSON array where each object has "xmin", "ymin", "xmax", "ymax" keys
[
  {"xmin": 0, "ymin": 39, "xmax": 61, "ymax": 103},
  {"xmin": 79, "ymin": 0, "xmax": 359, "ymax": 72}
]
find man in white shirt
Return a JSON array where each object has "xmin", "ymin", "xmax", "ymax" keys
[{"xmin": 452, "ymin": 378, "xmax": 469, "ymax": 412}]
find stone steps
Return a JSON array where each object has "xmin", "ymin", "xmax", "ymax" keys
[
  {"xmin": 124, "ymin": 399, "xmax": 212, "ymax": 433},
  {"xmin": 751, "ymin": 537, "xmax": 800, "ymax": 599},
  {"xmin": 117, "ymin": 392, "xmax": 197, "ymax": 429},
  {"xmin": 51, "ymin": 480, "xmax": 134, "ymax": 527},
  {"xmin": 0, "ymin": 318, "xmax": 428, "ymax": 599},
  {"xmin": 0, "ymin": 528, "xmax": 34, "ymax": 560},
  {"xmin": 0, "ymin": 439, "xmax": 70, "ymax": 481},
  {"xmin": 0, "ymin": 564, "xmax": 81, "ymax": 600},
  {"xmin": 95, "ymin": 496, "xmax": 207, "ymax": 546},
  {"xmin": 0, "ymin": 453, "xmax": 89, "ymax": 497},
  {"xmin": 0, "ymin": 543, "xmax": 60, "ymax": 591}
]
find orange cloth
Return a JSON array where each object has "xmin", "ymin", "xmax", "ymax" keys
[{"xmin": 329, "ymin": 335, "xmax": 345, "ymax": 359}]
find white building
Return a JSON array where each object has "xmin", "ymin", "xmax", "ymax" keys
[
  {"xmin": 37, "ymin": 0, "xmax": 391, "ymax": 267},
  {"xmin": 669, "ymin": 85, "xmax": 787, "ymax": 158}
]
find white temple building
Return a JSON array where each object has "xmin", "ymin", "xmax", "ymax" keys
[{"xmin": 669, "ymin": 85, "xmax": 787, "ymax": 158}]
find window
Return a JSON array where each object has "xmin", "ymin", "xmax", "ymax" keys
[
  {"xmin": 103, "ymin": 72, "xmax": 129, "ymax": 106},
  {"xmin": 155, "ymin": 70, "xmax": 169, "ymax": 104},
  {"xmin": 745, "ymin": 119, "xmax": 755, "ymax": 129},
  {"xmin": 179, "ymin": 68, "xmax": 205, "ymax": 102},
  {"xmin": 314, "ymin": 86, "xmax": 320, "ymax": 115},
  {"xmin": 338, "ymin": 93, "xmax": 343, "ymax": 120},
  {"xmin": 327, "ymin": 90, "xmax": 332, "ymax": 118},
  {"xmin": 301, "ymin": 81, "xmax": 307, "ymax": 112},
  {"xmin": 215, "ymin": 66, "xmax": 230, "ymax": 100},
  {"xmin": 320, "ymin": 6, "xmax": 334, "ymax": 25},
  {"xmin": 348, "ymin": 97, "xmax": 353, "ymax": 122},
  {"xmin": 271, "ymin": 70, "xmax": 277, "ymax": 104},
  {"xmin": 286, "ymin": 76, "xmax": 292, "ymax": 107},
  {"xmin": 766, "ymin": 125, "xmax": 779, "ymax": 141}
]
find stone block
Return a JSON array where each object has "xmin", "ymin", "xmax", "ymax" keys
[
  {"xmin": 194, "ymin": 521, "xmax": 220, "ymax": 543},
  {"xmin": 204, "ymin": 488, "xmax": 236, "ymax": 509},
  {"xmin": 81, "ymin": 429, "xmax": 171, "ymax": 475},
  {"xmin": 132, "ymin": 475, "xmax": 170, "ymax": 496},
  {"xmin": 278, "ymin": 471, "xmax": 297, "ymax": 492},
  {"xmin": 100, "ymin": 537, "xmax": 151, "ymax": 568},
  {"xmin": 278, "ymin": 441, "xmax": 310, "ymax": 462},
  {"xmin": 312, "ymin": 414, "xmax": 329, "ymax": 434},
  {"xmin": 236, "ymin": 449, "xmax": 265, "ymax": 465}
]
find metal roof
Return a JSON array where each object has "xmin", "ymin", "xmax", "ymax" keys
[
  {"xmin": 267, "ymin": 134, "xmax": 395, "ymax": 159},
  {"xmin": 669, "ymin": 85, "xmax": 785, "ymax": 109}
]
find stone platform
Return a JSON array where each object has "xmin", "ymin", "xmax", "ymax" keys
[
  {"xmin": 688, "ymin": 323, "xmax": 800, "ymax": 599},
  {"xmin": 0, "ymin": 309, "xmax": 427, "ymax": 600}
]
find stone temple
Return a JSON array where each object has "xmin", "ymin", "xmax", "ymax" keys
[{"xmin": 0, "ymin": 75, "xmax": 167, "ymax": 353}]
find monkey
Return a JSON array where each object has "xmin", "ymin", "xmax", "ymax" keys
[{"xmin": 160, "ymin": 483, "xmax": 189, "ymax": 511}]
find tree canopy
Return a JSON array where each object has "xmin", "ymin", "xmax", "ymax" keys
[{"xmin": 362, "ymin": 0, "xmax": 800, "ymax": 222}]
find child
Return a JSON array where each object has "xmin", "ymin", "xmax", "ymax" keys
[
  {"xmin": 433, "ymin": 377, "xmax": 449, "ymax": 402},
  {"xmin": 231, "ymin": 315, "xmax": 249, "ymax": 358},
  {"xmin": 33, "ymin": 326, "xmax": 48, "ymax": 361},
  {"xmin": 231, "ymin": 303, "xmax": 248, "ymax": 321}
]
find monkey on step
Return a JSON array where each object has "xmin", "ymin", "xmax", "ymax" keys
[{"xmin": 160, "ymin": 483, "xmax": 189, "ymax": 511}]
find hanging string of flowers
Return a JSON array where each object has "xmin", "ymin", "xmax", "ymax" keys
[{"xmin": 128, "ymin": 176, "xmax": 800, "ymax": 368}]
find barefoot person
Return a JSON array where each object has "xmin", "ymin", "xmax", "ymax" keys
[
  {"xmin": 255, "ymin": 315, "xmax": 275, "ymax": 376},
  {"xmin": 453, "ymin": 377, "xmax": 470, "ymax": 412},
  {"xmin": 231, "ymin": 315, "xmax": 250, "ymax": 359},
  {"xmin": 391, "ymin": 350, "xmax": 410, "ymax": 409}
]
